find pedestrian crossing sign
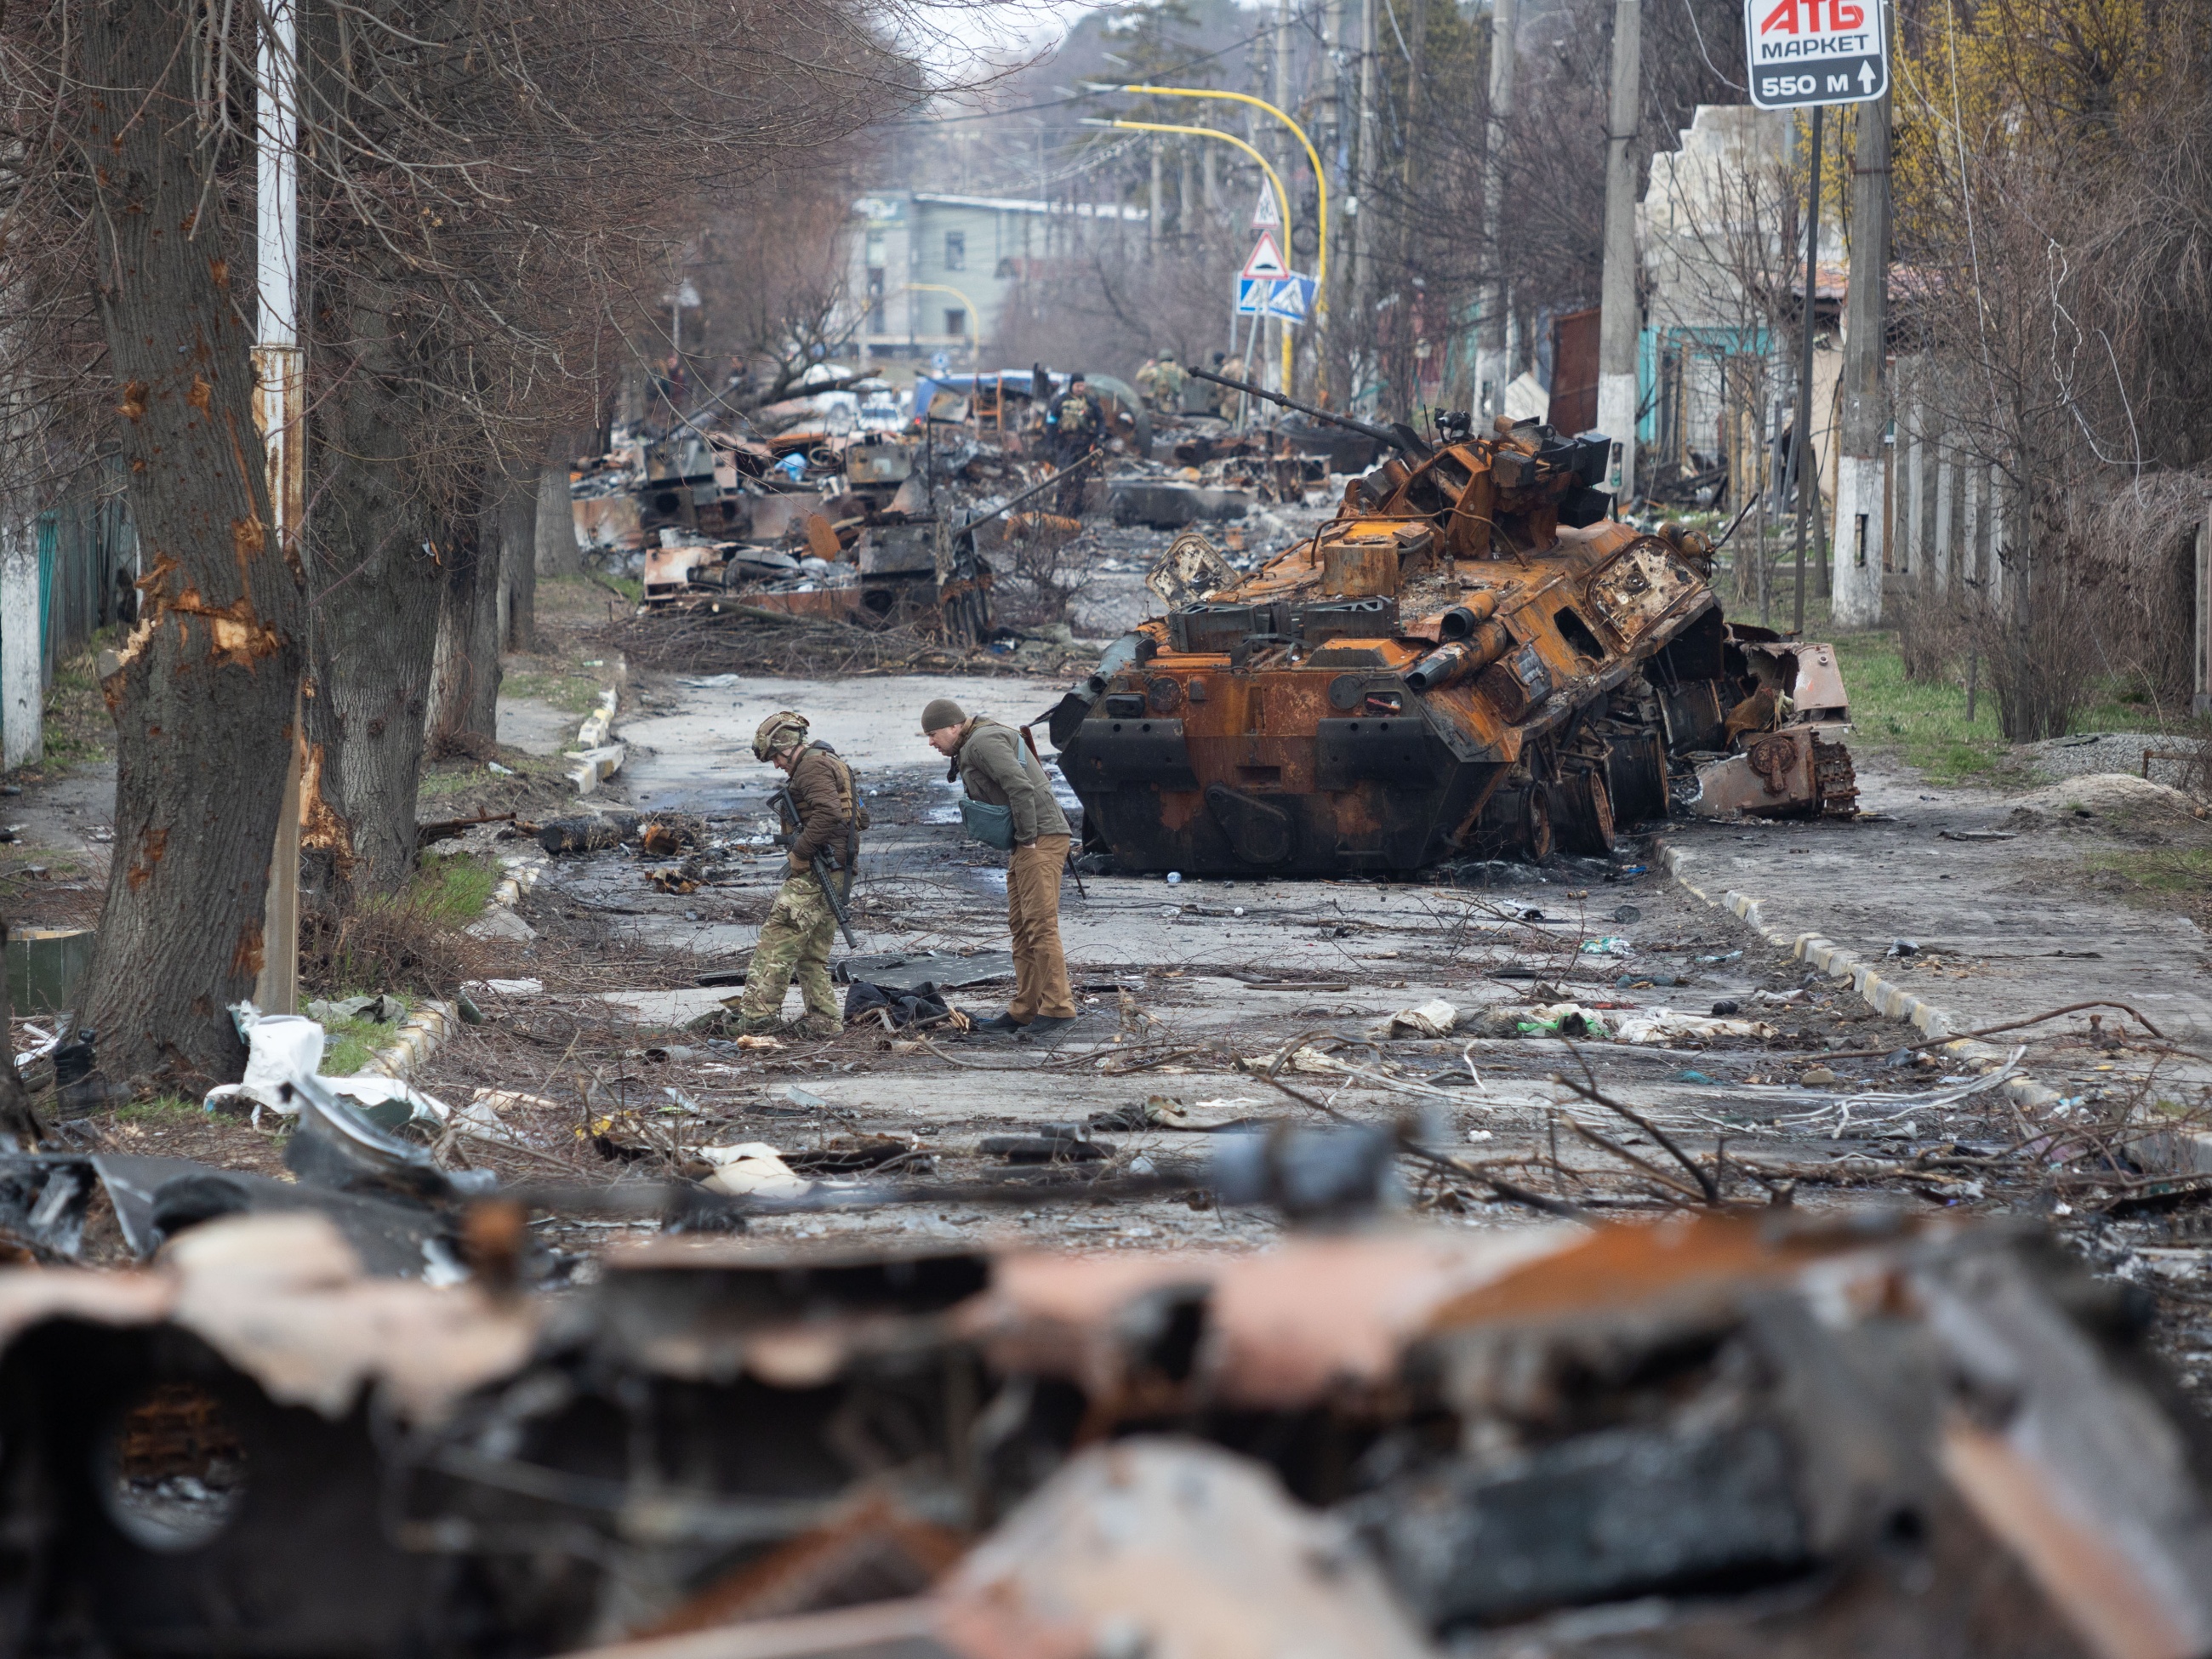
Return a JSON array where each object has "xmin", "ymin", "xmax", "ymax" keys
[{"xmin": 1234, "ymin": 272, "xmax": 1315, "ymax": 323}]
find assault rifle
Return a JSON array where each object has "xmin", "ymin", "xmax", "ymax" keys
[{"xmin": 769, "ymin": 785, "xmax": 859, "ymax": 950}]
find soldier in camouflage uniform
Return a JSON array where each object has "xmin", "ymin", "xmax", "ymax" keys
[{"xmin": 729, "ymin": 711, "xmax": 862, "ymax": 1038}]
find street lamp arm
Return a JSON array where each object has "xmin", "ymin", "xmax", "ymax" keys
[
  {"xmin": 1109, "ymin": 84, "xmax": 1327, "ymax": 310},
  {"xmin": 1080, "ymin": 117, "xmax": 1292, "ymax": 393},
  {"xmin": 1079, "ymin": 118, "xmax": 1290, "ymax": 248}
]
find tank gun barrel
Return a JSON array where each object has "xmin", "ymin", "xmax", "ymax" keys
[
  {"xmin": 1184, "ymin": 366, "xmax": 1433, "ymax": 459},
  {"xmin": 958, "ymin": 449, "xmax": 1102, "ymax": 536}
]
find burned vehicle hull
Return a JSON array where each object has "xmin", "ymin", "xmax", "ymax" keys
[
  {"xmin": 4, "ymin": 1209, "xmax": 2209, "ymax": 1659},
  {"xmin": 1057, "ymin": 405, "xmax": 1856, "ymax": 875}
]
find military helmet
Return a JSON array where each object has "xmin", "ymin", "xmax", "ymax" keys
[{"xmin": 752, "ymin": 710, "xmax": 809, "ymax": 761}]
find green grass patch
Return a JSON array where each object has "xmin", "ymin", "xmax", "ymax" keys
[
  {"xmin": 503, "ymin": 670, "xmax": 613, "ymax": 718},
  {"xmin": 39, "ymin": 725, "xmax": 103, "ymax": 765},
  {"xmin": 2084, "ymin": 845, "xmax": 2212, "ymax": 894},
  {"xmin": 417, "ymin": 765, "xmax": 479, "ymax": 800},
  {"xmin": 115, "ymin": 1094, "xmax": 203, "ymax": 1124},
  {"xmin": 1807, "ymin": 630, "xmax": 2188, "ymax": 786},
  {"xmin": 407, "ymin": 851, "xmax": 500, "ymax": 921},
  {"xmin": 319, "ymin": 1015, "xmax": 395, "ymax": 1075},
  {"xmin": 1825, "ymin": 632, "xmax": 2013, "ymax": 784}
]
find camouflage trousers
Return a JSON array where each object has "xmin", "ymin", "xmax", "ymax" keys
[{"xmin": 735, "ymin": 868, "xmax": 850, "ymax": 1022}]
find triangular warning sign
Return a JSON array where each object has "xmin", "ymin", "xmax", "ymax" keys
[
  {"xmin": 1242, "ymin": 230, "xmax": 1287, "ymax": 279},
  {"xmin": 1251, "ymin": 183, "xmax": 1280, "ymax": 229}
]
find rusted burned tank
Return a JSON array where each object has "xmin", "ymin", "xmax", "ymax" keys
[{"xmin": 1053, "ymin": 392, "xmax": 1856, "ymax": 875}]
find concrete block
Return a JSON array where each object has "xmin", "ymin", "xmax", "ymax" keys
[{"xmin": 566, "ymin": 743, "xmax": 625, "ymax": 795}]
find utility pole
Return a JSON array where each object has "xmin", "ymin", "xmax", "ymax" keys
[
  {"xmin": 1322, "ymin": 0, "xmax": 1344, "ymax": 323},
  {"xmin": 1148, "ymin": 138, "xmax": 1162, "ymax": 260},
  {"xmin": 1320, "ymin": 0, "xmax": 1344, "ymax": 393},
  {"xmin": 1477, "ymin": 0, "xmax": 1519, "ymax": 423},
  {"xmin": 253, "ymin": 0, "xmax": 304, "ymax": 1016},
  {"xmin": 1352, "ymin": 0, "xmax": 1377, "ymax": 409},
  {"xmin": 1833, "ymin": 94, "xmax": 1891, "ymax": 628},
  {"xmin": 1793, "ymin": 105, "xmax": 1823, "ymax": 636},
  {"xmin": 1400, "ymin": 0, "xmax": 1429, "ymax": 413},
  {"xmin": 1595, "ymin": 0, "xmax": 1640, "ymax": 500},
  {"xmin": 1271, "ymin": 0, "xmax": 1292, "ymax": 394}
]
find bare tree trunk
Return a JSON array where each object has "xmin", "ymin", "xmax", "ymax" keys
[
  {"xmin": 425, "ymin": 465, "xmax": 501, "ymax": 753},
  {"xmin": 300, "ymin": 275, "xmax": 446, "ymax": 907},
  {"xmin": 498, "ymin": 452, "xmax": 538, "ymax": 653},
  {"xmin": 74, "ymin": 0, "xmax": 307, "ymax": 1086},
  {"xmin": 535, "ymin": 459, "xmax": 579, "ymax": 578}
]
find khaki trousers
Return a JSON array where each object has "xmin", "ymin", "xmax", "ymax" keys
[{"xmin": 1006, "ymin": 835, "xmax": 1075, "ymax": 1021}]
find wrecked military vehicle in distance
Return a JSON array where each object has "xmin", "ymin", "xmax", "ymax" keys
[{"xmin": 1052, "ymin": 384, "xmax": 1857, "ymax": 876}]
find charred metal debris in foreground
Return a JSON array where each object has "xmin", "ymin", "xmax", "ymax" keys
[{"xmin": 4, "ymin": 1206, "xmax": 2209, "ymax": 1659}]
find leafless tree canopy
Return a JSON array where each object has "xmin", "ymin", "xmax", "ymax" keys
[
  {"xmin": 938, "ymin": 0, "xmax": 1747, "ymax": 415},
  {"xmin": 1887, "ymin": 0, "xmax": 2212, "ymax": 735}
]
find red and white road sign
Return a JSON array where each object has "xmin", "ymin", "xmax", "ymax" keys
[
  {"xmin": 1251, "ymin": 183, "xmax": 1280, "ymax": 229},
  {"xmin": 1241, "ymin": 231, "xmax": 1287, "ymax": 280},
  {"xmin": 1746, "ymin": 0, "xmax": 1889, "ymax": 110}
]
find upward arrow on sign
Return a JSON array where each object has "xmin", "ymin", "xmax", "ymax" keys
[{"xmin": 1242, "ymin": 230, "xmax": 1287, "ymax": 279}]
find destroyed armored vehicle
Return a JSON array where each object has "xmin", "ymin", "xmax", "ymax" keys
[{"xmin": 1054, "ymin": 388, "xmax": 1855, "ymax": 875}]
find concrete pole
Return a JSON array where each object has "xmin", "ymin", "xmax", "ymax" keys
[
  {"xmin": 1320, "ymin": 0, "xmax": 1343, "ymax": 391},
  {"xmin": 1271, "ymin": 0, "xmax": 1292, "ymax": 394},
  {"xmin": 1148, "ymin": 139, "xmax": 1161, "ymax": 260},
  {"xmin": 1791, "ymin": 105, "xmax": 1821, "ymax": 636},
  {"xmin": 1901, "ymin": 393, "xmax": 1922, "ymax": 577},
  {"xmin": 1478, "ymin": 0, "xmax": 1519, "ymax": 424},
  {"xmin": 1400, "ymin": 0, "xmax": 1429, "ymax": 413},
  {"xmin": 1595, "ymin": 0, "xmax": 1640, "ymax": 497},
  {"xmin": 1973, "ymin": 465, "xmax": 1991, "ymax": 592},
  {"xmin": 1352, "ymin": 0, "xmax": 1377, "ymax": 407},
  {"xmin": 1987, "ymin": 463, "xmax": 2004, "ymax": 605},
  {"xmin": 253, "ymin": 0, "xmax": 305, "ymax": 1015},
  {"xmin": 1833, "ymin": 94, "xmax": 1890, "ymax": 628},
  {"xmin": 1320, "ymin": 0, "xmax": 1343, "ymax": 303},
  {"xmin": 1932, "ymin": 436, "xmax": 1953, "ymax": 591}
]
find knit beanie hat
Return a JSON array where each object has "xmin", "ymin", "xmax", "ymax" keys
[{"xmin": 920, "ymin": 698, "xmax": 967, "ymax": 733}]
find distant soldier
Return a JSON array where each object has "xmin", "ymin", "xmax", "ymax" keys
[
  {"xmin": 921, "ymin": 698, "xmax": 1077, "ymax": 1037},
  {"xmin": 1213, "ymin": 351, "xmax": 1245, "ymax": 419},
  {"xmin": 1153, "ymin": 349, "xmax": 1186, "ymax": 411},
  {"xmin": 1133, "ymin": 356, "xmax": 1160, "ymax": 405},
  {"xmin": 731, "ymin": 711, "xmax": 864, "ymax": 1039},
  {"xmin": 1045, "ymin": 371, "xmax": 1105, "ymax": 515}
]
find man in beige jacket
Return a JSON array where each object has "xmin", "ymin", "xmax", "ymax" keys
[{"xmin": 921, "ymin": 698, "xmax": 1077, "ymax": 1035}]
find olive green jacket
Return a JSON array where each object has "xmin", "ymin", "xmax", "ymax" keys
[{"xmin": 953, "ymin": 719, "xmax": 1070, "ymax": 845}]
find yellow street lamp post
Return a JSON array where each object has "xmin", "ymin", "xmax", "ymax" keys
[{"xmin": 1080, "ymin": 117, "xmax": 1293, "ymax": 402}]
